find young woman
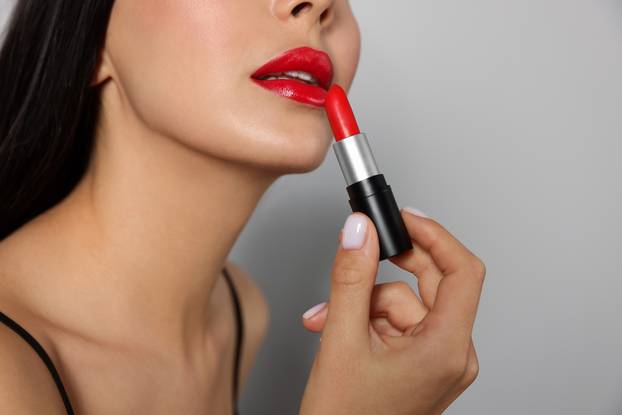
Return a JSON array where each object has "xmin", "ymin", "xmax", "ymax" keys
[{"xmin": 0, "ymin": 1, "xmax": 485, "ymax": 414}]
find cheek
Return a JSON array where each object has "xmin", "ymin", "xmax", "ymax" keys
[
  {"xmin": 108, "ymin": 1, "xmax": 252, "ymax": 142},
  {"xmin": 327, "ymin": 13, "xmax": 361, "ymax": 90},
  {"xmin": 105, "ymin": 0, "xmax": 338, "ymax": 173}
]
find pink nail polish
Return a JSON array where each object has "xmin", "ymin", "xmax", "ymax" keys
[
  {"xmin": 341, "ymin": 214, "xmax": 367, "ymax": 250},
  {"xmin": 303, "ymin": 302, "xmax": 327, "ymax": 319}
]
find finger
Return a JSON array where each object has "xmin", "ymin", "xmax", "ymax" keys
[
  {"xmin": 389, "ymin": 239, "xmax": 444, "ymax": 309},
  {"xmin": 304, "ymin": 308, "xmax": 405, "ymax": 336},
  {"xmin": 369, "ymin": 281, "xmax": 428, "ymax": 333},
  {"xmin": 301, "ymin": 302, "xmax": 329, "ymax": 333},
  {"xmin": 399, "ymin": 208, "xmax": 486, "ymax": 334},
  {"xmin": 322, "ymin": 213, "xmax": 380, "ymax": 347},
  {"xmin": 303, "ymin": 281, "xmax": 429, "ymax": 334},
  {"xmin": 370, "ymin": 317, "xmax": 404, "ymax": 337},
  {"xmin": 399, "ymin": 208, "xmax": 476, "ymax": 275}
]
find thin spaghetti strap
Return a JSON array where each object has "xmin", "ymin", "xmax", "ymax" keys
[
  {"xmin": 0, "ymin": 311, "xmax": 75, "ymax": 415},
  {"xmin": 222, "ymin": 266, "xmax": 244, "ymax": 414}
]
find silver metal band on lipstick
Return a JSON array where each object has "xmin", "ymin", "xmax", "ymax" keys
[{"xmin": 332, "ymin": 133, "xmax": 380, "ymax": 186}]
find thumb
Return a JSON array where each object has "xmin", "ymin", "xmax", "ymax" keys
[{"xmin": 322, "ymin": 213, "xmax": 380, "ymax": 348}]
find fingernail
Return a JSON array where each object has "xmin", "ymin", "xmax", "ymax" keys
[
  {"xmin": 402, "ymin": 206, "xmax": 431, "ymax": 219},
  {"xmin": 303, "ymin": 302, "xmax": 327, "ymax": 319},
  {"xmin": 341, "ymin": 214, "xmax": 368, "ymax": 250}
]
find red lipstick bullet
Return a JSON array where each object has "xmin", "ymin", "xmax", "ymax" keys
[
  {"xmin": 325, "ymin": 85, "xmax": 412, "ymax": 261},
  {"xmin": 325, "ymin": 86, "xmax": 360, "ymax": 140}
]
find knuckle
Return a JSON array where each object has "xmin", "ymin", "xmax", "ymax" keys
[
  {"xmin": 333, "ymin": 260, "xmax": 366, "ymax": 288},
  {"xmin": 437, "ymin": 341, "xmax": 471, "ymax": 383},
  {"xmin": 387, "ymin": 280, "xmax": 412, "ymax": 296},
  {"xmin": 417, "ymin": 256, "xmax": 435, "ymax": 277},
  {"xmin": 441, "ymin": 355, "xmax": 468, "ymax": 382},
  {"xmin": 463, "ymin": 357, "xmax": 480, "ymax": 386},
  {"xmin": 426, "ymin": 225, "xmax": 442, "ymax": 247},
  {"xmin": 470, "ymin": 256, "xmax": 486, "ymax": 281}
]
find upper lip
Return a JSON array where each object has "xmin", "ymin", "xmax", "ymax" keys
[{"xmin": 251, "ymin": 46, "xmax": 334, "ymax": 91}]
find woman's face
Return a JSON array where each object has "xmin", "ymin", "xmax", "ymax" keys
[{"xmin": 102, "ymin": 0, "xmax": 361, "ymax": 173}]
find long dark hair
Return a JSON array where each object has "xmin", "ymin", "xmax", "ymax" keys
[{"xmin": 0, "ymin": 1, "xmax": 114, "ymax": 240}]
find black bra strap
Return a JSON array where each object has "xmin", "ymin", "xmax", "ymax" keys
[
  {"xmin": 1, "ymin": 268, "xmax": 243, "ymax": 415},
  {"xmin": 0, "ymin": 311, "xmax": 75, "ymax": 415},
  {"xmin": 222, "ymin": 266, "xmax": 244, "ymax": 410}
]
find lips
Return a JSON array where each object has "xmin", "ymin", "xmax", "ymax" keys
[{"xmin": 251, "ymin": 46, "xmax": 334, "ymax": 108}]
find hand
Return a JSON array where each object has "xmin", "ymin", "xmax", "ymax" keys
[{"xmin": 299, "ymin": 208, "xmax": 486, "ymax": 415}]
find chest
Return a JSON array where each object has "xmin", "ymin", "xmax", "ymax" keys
[{"xmin": 59, "ymin": 333, "xmax": 238, "ymax": 414}]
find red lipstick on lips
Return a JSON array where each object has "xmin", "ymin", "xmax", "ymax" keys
[
  {"xmin": 325, "ymin": 84, "xmax": 412, "ymax": 261},
  {"xmin": 251, "ymin": 46, "xmax": 334, "ymax": 108}
]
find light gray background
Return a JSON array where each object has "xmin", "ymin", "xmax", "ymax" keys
[{"xmin": 2, "ymin": 1, "xmax": 621, "ymax": 414}]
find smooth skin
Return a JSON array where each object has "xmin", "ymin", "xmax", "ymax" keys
[
  {"xmin": 0, "ymin": 0, "xmax": 484, "ymax": 413},
  {"xmin": 0, "ymin": 0, "xmax": 359, "ymax": 413},
  {"xmin": 300, "ymin": 209, "xmax": 485, "ymax": 414}
]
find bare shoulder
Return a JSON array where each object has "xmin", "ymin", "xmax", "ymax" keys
[
  {"xmin": 0, "ymin": 234, "xmax": 66, "ymax": 413},
  {"xmin": 223, "ymin": 260, "xmax": 270, "ymax": 386},
  {"xmin": 0, "ymin": 322, "xmax": 67, "ymax": 414}
]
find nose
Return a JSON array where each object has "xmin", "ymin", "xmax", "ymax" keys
[{"xmin": 273, "ymin": 0, "xmax": 335, "ymax": 28}]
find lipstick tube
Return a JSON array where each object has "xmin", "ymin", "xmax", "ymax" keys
[{"xmin": 326, "ymin": 85, "xmax": 413, "ymax": 261}]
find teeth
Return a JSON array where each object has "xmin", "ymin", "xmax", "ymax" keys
[
  {"xmin": 284, "ymin": 71, "xmax": 315, "ymax": 83},
  {"xmin": 264, "ymin": 76, "xmax": 291, "ymax": 81},
  {"xmin": 262, "ymin": 70, "xmax": 319, "ymax": 85}
]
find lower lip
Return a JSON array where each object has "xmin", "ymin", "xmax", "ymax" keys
[{"xmin": 251, "ymin": 78, "xmax": 327, "ymax": 108}]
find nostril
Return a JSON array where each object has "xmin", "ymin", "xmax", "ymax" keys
[
  {"xmin": 292, "ymin": 2, "xmax": 312, "ymax": 17},
  {"xmin": 319, "ymin": 8, "xmax": 330, "ymax": 24}
]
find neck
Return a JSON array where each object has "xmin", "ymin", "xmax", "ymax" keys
[{"xmin": 23, "ymin": 84, "xmax": 278, "ymax": 355}]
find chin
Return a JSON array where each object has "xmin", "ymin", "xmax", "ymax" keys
[
  {"xmin": 242, "ymin": 129, "xmax": 333, "ymax": 175},
  {"xmin": 278, "ymin": 139, "xmax": 331, "ymax": 174},
  {"xmin": 202, "ymin": 103, "xmax": 334, "ymax": 175},
  {"xmin": 267, "ymin": 120, "xmax": 334, "ymax": 174},
  {"xmin": 154, "ymin": 85, "xmax": 336, "ymax": 176}
]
